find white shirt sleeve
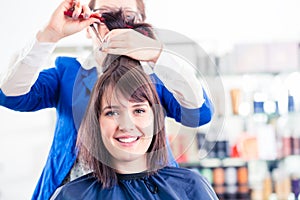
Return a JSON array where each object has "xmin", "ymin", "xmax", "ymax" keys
[
  {"xmin": 152, "ymin": 50, "xmax": 205, "ymax": 109},
  {"xmin": 0, "ymin": 38, "xmax": 56, "ymax": 96}
]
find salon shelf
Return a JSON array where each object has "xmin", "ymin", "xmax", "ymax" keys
[{"xmin": 179, "ymin": 157, "xmax": 246, "ymax": 168}]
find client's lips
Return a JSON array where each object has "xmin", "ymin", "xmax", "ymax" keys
[{"xmin": 116, "ymin": 136, "xmax": 140, "ymax": 143}]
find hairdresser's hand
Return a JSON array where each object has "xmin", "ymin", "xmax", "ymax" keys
[
  {"xmin": 37, "ymin": 0, "xmax": 100, "ymax": 43},
  {"xmin": 102, "ymin": 29, "xmax": 163, "ymax": 63}
]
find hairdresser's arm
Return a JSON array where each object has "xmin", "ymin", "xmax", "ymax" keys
[
  {"xmin": 0, "ymin": 39, "xmax": 56, "ymax": 96},
  {"xmin": 150, "ymin": 71, "xmax": 213, "ymax": 127},
  {"xmin": 153, "ymin": 51, "xmax": 206, "ymax": 109},
  {"xmin": 0, "ymin": 0, "xmax": 98, "ymax": 96},
  {"xmin": 149, "ymin": 52, "xmax": 214, "ymax": 127}
]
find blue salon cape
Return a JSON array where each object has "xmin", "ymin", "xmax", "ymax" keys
[
  {"xmin": 0, "ymin": 57, "xmax": 213, "ymax": 200},
  {"xmin": 54, "ymin": 167, "xmax": 219, "ymax": 200}
]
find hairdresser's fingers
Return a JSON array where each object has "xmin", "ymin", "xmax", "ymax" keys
[
  {"xmin": 103, "ymin": 29, "xmax": 162, "ymax": 62},
  {"xmin": 104, "ymin": 48, "xmax": 128, "ymax": 55},
  {"xmin": 54, "ymin": 0, "xmax": 74, "ymax": 18},
  {"xmin": 63, "ymin": 0, "xmax": 76, "ymax": 7},
  {"xmin": 105, "ymin": 47, "xmax": 162, "ymax": 62},
  {"xmin": 104, "ymin": 30, "xmax": 135, "ymax": 50},
  {"xmin": 105, "ymin": 29, "xmax": 130, "ymax": 40},
  {"xmin": 81, "ymin": 4, "xmax": 92, "ymax": 19},
  {"xmin": 63, "ymin": 0, "xmax": 75, "ymax": 7},
  {"xmin": 72, "ymin": 0, "xmax": 82, "ymax": 19},
  {"xmin": 106, "ymin": 30, "xmax": 159, "ymax": 49},
  {"xmin": 105, "ymin": 40, "xmax": 128, "ymax": 49},
  {"xmin": 107, "ymin": 29, "xmax": 156, "ymax": 48}
]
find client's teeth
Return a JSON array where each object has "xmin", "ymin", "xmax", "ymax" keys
[{"xmin": 118, "ymin": 137, "xmax": 138, "ymax": 143}]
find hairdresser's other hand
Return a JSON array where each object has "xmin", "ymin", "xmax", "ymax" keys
[
  {"xmin": 37, "ymin": 0, "xmax": 100, "ymax": 43},
  {"xmin": 102, "ymin": 29, "xmax": 163, "ymax": 63}
]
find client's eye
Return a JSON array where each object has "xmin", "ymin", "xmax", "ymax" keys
[
  {"xmin": 134, "ymin": 109, "xmax": 146, "ymax": 115},
  {"xmin": 105, "ymin": 110, "xmax": 119, "ymax": 117}
]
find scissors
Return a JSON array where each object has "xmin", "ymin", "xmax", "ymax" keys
[{"xmin": 64, "ymin": 9, "xmax": 105, "ymax": 43}]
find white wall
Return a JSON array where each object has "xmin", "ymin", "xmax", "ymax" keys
[
  {"xmin": 145, "ymin": 0, "xmax": 300, "ymax": 54},
  {"xmin": 1, "ymin": 0, "xmax": 300, "ymax": 199},
  {"xmin": 0, "ymin": 108, "xmax": 55, "ymax": 199}
]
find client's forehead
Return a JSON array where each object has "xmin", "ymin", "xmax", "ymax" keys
[
  {"xmin": 101, "ymin": 85, "xmax": 128, "ymax": 107},
  {"xmin": 101, "ymin": 85, "xmax": 148, "ymax": 109}
]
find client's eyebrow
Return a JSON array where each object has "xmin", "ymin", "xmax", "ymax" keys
[
  {"xmin": 102, "ymin": 105, "xmax": 119, "ymax": 112},
  {"xmin": 102, "ymin": 102, "xmax": 149, "ymax": 111},
  {"xmin": 131, "ymin": 102, "xmax": 149, "ymax": 108}
]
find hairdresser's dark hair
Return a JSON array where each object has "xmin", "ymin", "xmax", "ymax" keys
[
  {"xmin": 88, "ymin": 0, "xmax": 146, "ymax": 21},
  {"xmin": 101, "ymin": 9, "xmax": 153, "ymax": 37},
  {"xmin": 76, "ymin": 57, "xmax": 168, "ymax": 188}
]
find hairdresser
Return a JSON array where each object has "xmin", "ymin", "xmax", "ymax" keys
[{"xmin": 0, "ymin": 0, "xmax": 213, "ymax": 199}]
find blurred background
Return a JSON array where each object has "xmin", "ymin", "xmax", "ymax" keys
[{"xmin": 1, "ymin": 0, "xmax": 300, "ymax": 199}]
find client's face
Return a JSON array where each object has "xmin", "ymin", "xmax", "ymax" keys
[{"xmin": 99, "ymin": 92, "xmax": 154, "ymax": 171}]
